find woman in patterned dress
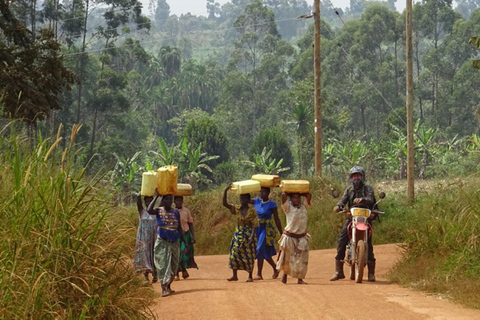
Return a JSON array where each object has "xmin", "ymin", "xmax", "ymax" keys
[
  {"xmin": 223, "ymin": 183, "xmax": 259, "ymax": 282},
  {"xmin": 276, "ymin": 192, "xmax": 311, "ymax": 284},
  {"xmin": 133, "ymin": 193, "xmax": 158, "ymax": 283}
]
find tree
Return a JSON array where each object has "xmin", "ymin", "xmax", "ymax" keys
[
  {"xmin": 250, "ymin": 128, "xmax": 293, "ymax": 175},
  {"xmin": 0, "ymin": 1, "xmax": 76, "ymax": 129},
  {"xmin": 155, "ymin": 0, "xmax": 170, "ymax": 31},
  {"xmin": 182, "ymin": 116, "xmax": 229, "ymax": 167},
  {"xmin": 456, "ymin": 0, "xmax": 480, "ymax": 18},
  {"xmin": 229, "ymin": 0, "xmax": 280, "ymax": 130},
  {"xmin": 291, "ymin": 103, "xmax": 313, "ymax": 176},
  {"xmin": 207, "ymin": 0, "xmax": 221, "ymax": 20},
  {"xmin": 159, "ymin": 45, "xmax": 181, "ymax": 79},
  {"xmin": 87, "ymin": 67, "xmax": 130, "ymax": 161}
]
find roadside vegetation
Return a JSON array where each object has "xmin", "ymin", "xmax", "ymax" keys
[{"xmin": 0, "ymin": 124, "xmax": 154, "ymax": 319}]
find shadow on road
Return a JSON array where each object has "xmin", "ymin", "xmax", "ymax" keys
[{"xmin": 172, "ymin": 288, "xmax": 226, "ymax": 296}]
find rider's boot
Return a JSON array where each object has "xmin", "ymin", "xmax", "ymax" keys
[
  {"xmin": 367, "ymin": 261, "xmax": 376, "ymax": 282},
  {"xmin": 330, "ymin": 260, "xmax": 345, "ymax": 281}
]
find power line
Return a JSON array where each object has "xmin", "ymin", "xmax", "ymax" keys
[{"xmin": 61, "ymin": 16, "xmax": 306, "ymax": 57}]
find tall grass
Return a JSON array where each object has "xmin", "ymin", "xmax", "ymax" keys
[
  {"xmin": 0, "ymin": 123, "xmax": 154, "ymax": 319},
  {"xmin": 386, "ymin": 177, "xmax": 480, "ymax": 309}
]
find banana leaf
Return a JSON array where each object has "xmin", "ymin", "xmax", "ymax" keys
[
  {"xmin": 469, "ymin": 37, "xmax": 480, "ymax": 49},
  {"xmin": 472, "ymin": 60, "xmax": 480, "ymax": 69}
]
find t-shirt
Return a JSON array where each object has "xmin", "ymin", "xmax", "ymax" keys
[
  {"xmin": 281, "ymin": 200, "xmax": 309, "ymax": 235},
  {"xmin": 177, "ymin": 206, "xmax": 193, "ymax": 233},
  {"xmin": 156, "ymin": 207, "xmax": 181, "ymax": 242}
]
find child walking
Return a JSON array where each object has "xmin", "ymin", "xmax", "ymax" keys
[
  {"xmin": 223, "ymin": 183, "xmax": 259, "ymax": 282},
  {"xmin": 276, "ymin": 192, "xmax": 311, "ymax": 284},
  {"xmin": 133, "ymin": 193, "xmax": 158, "ymax": 283},
  {"xmin": 175, "ymin": 196, "xmax": 198, "ymax": 280}
]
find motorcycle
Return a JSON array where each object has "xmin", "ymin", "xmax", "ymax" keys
[
  {"xmin": 346, "ymin": 192, "xmax": 385, "ymax": 283},
  {"xmin": 332, "ymin": 191, "xmax": 385, "ymax": 283}
]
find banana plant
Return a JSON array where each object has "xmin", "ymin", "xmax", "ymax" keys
[
  {"xmin": 150, "ymin": 137, "xmax": 179, "ymax": 166},
  {"xmin": 468, "ymin": 133, "xmax": 480, "ymax": 152},
  {"xmin": 177, "ymin": 138, "xmax": 219, "ymax": 188},
  {"xmin": 415, "ymin": 121, "xmax": 438, "ymax": 179},
  {"xmin": 244, "ymin": 147, "xmax": 290, "ymax": 175},
  {"xmin": 109, "ymin": 151, "xmax": 141, "ymax": 202}
]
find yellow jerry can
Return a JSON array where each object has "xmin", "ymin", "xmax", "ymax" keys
[
  {"xmin": 280, "ymin": 180, "xmax": 310, "ymax": 193},
  {"xmin": 251, "ymin": 174, "xmax": 281, "ymax": 188},
  {"xmin": 141, "ymin": 171, "xmax": 157, "ymax": 196},
  {"xmin": 157, "ymin": 165, "xmax": 178, "ymax": 195},
  {"xmin": 174, "ymin": 183, "xmax": 193, "ymax": 196},
  {"xmin": 230, "ymin": 180, "xmax": 261, "ymax": 195}
]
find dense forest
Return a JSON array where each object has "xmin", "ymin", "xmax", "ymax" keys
[{"xmin": 2, "ymin": 0, "xmax": 480, "ymax": 196}]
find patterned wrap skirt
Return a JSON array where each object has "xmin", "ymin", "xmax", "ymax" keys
[
  {"xmin": 276, "ymin": 232, "xmax": 310, "ymax": 279},
  {"xmin": 154, "ymin": 237, "xmax": 180, "ymax": 285},
  {"xmin": 256, "ymin": 218, "xmax": 277, "ymax": 259},
  {"xmin": 133, "ymin": 219, "xmax": 157, "ymax": 276},
  {"xmin": 178, "ymin": 230, "xmax": 198, "ymax": 271},
  {"xmin": 228, "ymin": 226, "xmax": 257, "ymax": 272}
]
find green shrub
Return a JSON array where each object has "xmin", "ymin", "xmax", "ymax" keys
[{"xmin": 250, "ymin": 127, "xmax": 294, "ymax": 175}]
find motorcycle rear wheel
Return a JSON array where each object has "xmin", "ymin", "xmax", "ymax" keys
[{"xmin": 355, "ymin": 239, "xmax": 366, "ymax": 283}]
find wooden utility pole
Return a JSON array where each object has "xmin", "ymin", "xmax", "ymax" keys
[
  {"xmin": 314, "ymin": 0, "xmax": 322, "ymax": 176},
  {"xmin": 406, "ymin": 0, "xmax": 415, "ymax": 201}
]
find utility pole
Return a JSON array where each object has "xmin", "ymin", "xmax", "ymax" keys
[
  {"xmin": 314, "ymin": 0, "xmax": 322, "ymax": 176},
  {"xmin": 406, "ymin": 0, "xmax": 415, "ymax": 201}
]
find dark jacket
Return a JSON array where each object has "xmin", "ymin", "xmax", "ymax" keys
[{"xmin": 336, "ymin": 184, "xmax": 376, "ymax": 210}]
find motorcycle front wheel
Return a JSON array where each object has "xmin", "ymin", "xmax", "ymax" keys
[{"xmin": 355, "ymin": 239, "xmax": 366, "ymax": 283}]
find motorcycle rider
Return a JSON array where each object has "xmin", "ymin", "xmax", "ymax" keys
[{"xmin": 331, "ymin": 166, "xmax": 378, "ymax": 282}]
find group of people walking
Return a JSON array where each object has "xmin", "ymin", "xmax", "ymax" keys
[
  {"xmin": 134, "ymin": 165, "xmax": 379, "ymax": 296},
  {"xmin": 134, "ymin": 192, "xmax": 197, "ymax": 297},
  {"xmin": 223, "ymin": 183, "xmax": 312, "ymax": 284}
]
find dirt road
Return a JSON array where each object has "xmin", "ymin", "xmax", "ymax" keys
[{"xmin": 152, "ymin": 244, "xmax": 480, "ymax": 319}]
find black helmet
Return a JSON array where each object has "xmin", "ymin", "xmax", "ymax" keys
[{"xmin": 348, "ymin": 166, "xmax": 365, "ymax": 189}]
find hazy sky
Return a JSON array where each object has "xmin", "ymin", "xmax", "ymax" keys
[{"xmin": 166, "ymin": 0, "xmax": 408, "ymax": 17}]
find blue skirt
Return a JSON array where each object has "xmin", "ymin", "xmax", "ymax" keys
[{"xmin": 256, "ymin": 221, "xmax": 277, "ymax": 259}]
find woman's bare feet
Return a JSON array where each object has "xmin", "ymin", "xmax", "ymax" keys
[
  {"xmin": 182, "ymin": 270, "xmax": 190, "ymax": 279},
  {"xmin": 297, "ymin": 279, "xmax": 307, "ymax": 284},
  {"xmin": 246, "ymin": 277, "xmax": 253, "ymax": 282},
  {"xmin": 272, "ymin": 269, "xmax": 280, "ymax": 279},
  {"xmin": 227, "ymin": 276, "xmax": 238, "ymax": 281},
  {"xmin": 282, "ymin": 274, "xmax": 287, "ymax": 284},
  {"xmin": 254, "ymin": 275, "xmax": 263, "ymax": 280}
]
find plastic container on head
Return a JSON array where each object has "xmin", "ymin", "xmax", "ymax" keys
[
  {"xmin": 141, "ymin": 171, "xmax": 157, "ymax": 196},
  {"xmin": 174, "ymin": 183, "xmax": 193, "ymax": 197},
  {"xmin": 280, "ymin": 180, "xmax": 310, "ymax": 194},
  {"xmin": 157, "ymin": 165, "xmax": 178, "ymax": 195},
  {"xmin": 251, "ymin": 174, "xmax": 281, "ymax": 188},
  {"xmin": 230, "ymin": 180, "xmax": 261, "ymax": 195}
]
